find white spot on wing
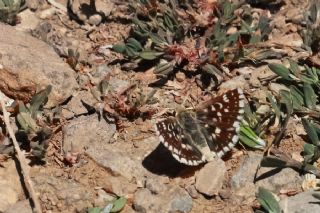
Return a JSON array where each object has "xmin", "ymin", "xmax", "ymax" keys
[
  {"xmin": 239, "ymin": 100, "xmax": 245, "ymax": 108},
  {"xmin": 159, "ymin": 135, "xmax": 164, "ymax": 143},
  {"xmin": 232, "ymin": 135, "xmax": 239, "ymax": 143},
  {"xmin": 215, "ymin": 128, "xmax": 221, "ymax": 134},
  {"xmin": 223, "ymin": 146, "xmax": 230, "ymax": 152},
  {"xmin": 228, "ymin": 142, "xmax": 235, "ymax": 149}
]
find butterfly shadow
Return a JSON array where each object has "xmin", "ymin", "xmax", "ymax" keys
[{"xmin": 142, "ymin": 143, "xmax": 202, "ymax": 178}]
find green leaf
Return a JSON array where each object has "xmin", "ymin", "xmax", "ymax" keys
[
  {"xmin": 256, "ymin": 187, "xmax": 281, "ymax": 213},
  {"xmin": 154, "ymin": 61, "xmax": 174, "ymax": 75},
  {"xmin": 240, "ymin": 124, "xmax": 266, "ymax": 149},
  {"xmin": 17, "ymin": 112, "xmax": 40, "ymax": 133},
  {"xmin": 112, "ymin": 43, "xmax": 126, "ymax": 53},
  {"xmin": 127, "ymin": 38, "xmax": 143, "ymax": 51},
  {"xmin": 303, "ymin": 83, "xmax": 317, "ymax": 109},
  {"xmin": 302, "ymin": 143, "xmax": 315, "ymax": 163},
  {"xmin": 260, "ymin": 156, "xmax": 287, "ymax": 168},
  {"xmin": 125, "ymin": 46, "xmax": 139, "ymax": 58},
  {"xmin": 268, "ymin": 63, "xmax": 291, "ymax": 80},
  {"xmin": 279, "ymin": 90, "xmax": 293, "ymax": 114},
  {"xmin": 289, "ymin": 85, "xmax": 304, "ymax": 110},
  {"xmin": 302, "ymin": 118, "xmax": 319, "ymax": 146},
  {"xmin": 87, "ymin": 207, "xmax": 102, "ymax": 213},
  {"xmin": 30, "ymin": 85, "xmax": 52, "ymax": 118},
  {"xmin": 139, "ymin": 50, "xmax": 163, "ymax": 60},
  {"xmin": 267, "ymin": 93, "xmax": 281, "ymax": 119},
  {"xmin": 289, "ymin": 59, "xmax": 300, "ymax": 76},
  {"xmin": 110, "ymin": 197, "xmax": 126, "ymax": 212},
  {"xmin": 149, "ymin": 33, "xmax": 167, "ymax": 46}
]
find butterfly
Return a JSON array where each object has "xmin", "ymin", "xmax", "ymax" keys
[{"xmin": 155, "ymin": 89, "xmax": 245, "ymax": 166}]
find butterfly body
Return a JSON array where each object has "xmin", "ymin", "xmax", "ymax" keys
[{"xmin": 155, "ymin": 89, "xmax": 245, "ymax": 166}]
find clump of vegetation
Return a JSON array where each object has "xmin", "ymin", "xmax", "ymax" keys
[
  {"xmin": 112, "ymin": 0, "xmax": 273, "ymax": 81},
  {"xmin": 1, "ymin": 86, "xmax": 53, "ymax": 160}
]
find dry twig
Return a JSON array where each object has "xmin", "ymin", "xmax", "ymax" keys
[{"xmin": 0, "ymin": 94, "xmax": 42, "ymax": 213}]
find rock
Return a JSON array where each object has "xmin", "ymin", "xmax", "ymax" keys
[
  {"xmin": 219, "ymin": 75, "xmax": 249, "ymax": 91},
  {"xmin": 39, "ymin": 8, "xmax": 56, "ymax": 20},
  {"xmin": 231, "ymin": 152, "xmax": 303, "ymax": 199},
  {"xmin": 133, "ymin": 188, "xmax": 153, "ymax": 213},
  {"xmin": 145, "ymin": 177, "xmax": 168, "ymax": 194},
  {"xmin": 93, "ymin": 189, "xmax": 115, "ymax": 207},
  {"xmin": 249, "ymin": 65, "xmax": 277, "ymax": 87},
  {"xmin": 280, "ymin": 191, "xmax": 320, "ymax": 213},
  {"xmin": 95, "ymin": 0, "xmax": 114, "ymax": 17},
  {"xmin": 269, "ymin": 82, "xmax": 290, "ymax": 95},
  {"xmin": 133, "ymin": 186, "xmax": 193, "ymax": 213},
  {"xmin": 107, "ymin": 176, "xmax": 137, "ymax": 196},
  {"xmin": 195, "ymin": 159, "xmax": 226, "ymax": 196},
  {"xmin": 88, "ymin": 14, "xmax": 102, "ymax": 26},
  {"xmin": 186, "ymin": 185, "xmax": 199, "ymax": 199},
  {"xmin": 33, "ymin": 175, "xmax": 94, "ymax": 212},
  {"xmin": 15, "ymin": 9, "xmax": 40, "ymax": 32},
  {"xmin": 62, "ymin": 90, "xmax": 97, "ymax": 119},
  {"xmin": 26, "ymin": 0, "xmax": 39, "ymax": 10},
  {"xmin": 4, "ymin": 200, "xmax": 33, "ymax": 213},
  {"xmin": 68, "ymin": 0, "xmax": 114, "ymax": 25},
  {"xmin": 0, "ymin": 23, "xmax": 78, "ymax": 107},
  {"xmin": 63, "ymin": 113, "xmax": 116, "ymax": 153},
  {"xmin": 86, "ymin": 144, "xmax": 145, "ymax": 182},
  {"xmin": 0, "ymin": 161, "xmax": 24, "ymax": 212}
]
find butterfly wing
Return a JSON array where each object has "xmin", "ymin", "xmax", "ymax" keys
[
  {"xmin": 155, "ymin": 117, "xmax": 206, "ymax": 166},
  {"xmin": 196, "ymin": 89, "xmax": 245, "ymax": 157}
]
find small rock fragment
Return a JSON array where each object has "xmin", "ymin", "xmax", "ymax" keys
[
  {"xmin": 280, "ymin": 190, "xmax": 320, "ymax": 213},
  {"xmin": 195, "ymin": 159, "xmax": 226, "ymax": 196}
]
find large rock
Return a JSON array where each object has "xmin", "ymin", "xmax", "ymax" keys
[
  {"xmin": 280, "ymin": 191, "xmax": 320, "ymax": 213},
  {"xmin": 4, "ymin": 200, "xmax": 33, "ymax": 213},
  {"xmin": 63, "ymin": 113, "xmax": 116, "ymax": 153},
  {"xmin": 0, "ymin": 23, "xmax": 78, "ymax": 107},
  {"xmin": 231, "ymin": 152, "xmax": 302, "ymax": 199},
  {"xmin": 0, "ymin": 161, "xmax": 24, "ymax": 212},
  {"xmin": 133, "ymin": 186, "xmax": 193, "ymax": 213},
  {"xmin": 195, "ymin": 159, "xmax": 226, "ymax": 196}
]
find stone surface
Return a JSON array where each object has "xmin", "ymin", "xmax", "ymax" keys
[
  {"xmin": 195, "ymin": 159, "xmax": 226, "ymax": 196},
  {"xmin": 63, "ymin": 113, "xmax": 116, "ymax": 153},
  {"xmin": 86, "ymin": 144, "xmax": 145, "ymax": 182},
  {"xmin": 219, "ymin": 75, "xmax": 249, "ymax": 91},
  {"xmin": 15, "ymin": 9, "xmax": 40, "ymax": 32},
  {"xmin": 280, "ymin": 191, "xmax": 320, "ymax": 213},
  {"xmin": 33, "ymin": 174, "xmax": 94, "ymax": 212},
  {"xmin": 62, "ymin": 90, "xmax": 97, "ymax": 119},
  {"xmin": 0, "ymin": 23, "xmax": 78, "ymax": 107},
  {"xmin": 133, "ymin": 186, "xmax": 193, "ymax": 213},
  {"xmin": 0, "ymin": 161, "xmax": 24, "ymax": 212},
  {"xmin": 4, "ymin": 200, "xmax": 33, "ymax": 213},
  {"xmin": 68, "ymin": 0, "xmax": 114, "ymax": 25},
  {"xmin": 231, "ymin": 152, "xmax": 303, "ymax": 199}
]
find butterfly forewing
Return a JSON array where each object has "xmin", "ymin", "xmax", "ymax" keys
[
  {"xmin": 155, "ymin": 118, "xmax": 205, "ymax": 166},
  {"xmin": 196, "ymin": 89, "xmax": 245, "ymax": 157}
]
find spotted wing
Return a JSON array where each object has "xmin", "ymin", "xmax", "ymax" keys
[
  {"xmin": 155, "ymin": 117, "xmax": 206, "ymax": 166},
  {"xmin": 196, "ymin": 89, "xmax": 245, "ymax": 157}
]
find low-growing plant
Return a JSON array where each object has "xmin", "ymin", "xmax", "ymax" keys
[
  {"xmin": 113, "ymin": 0, "xmax": 273, "ymax": 81},
  {"xmin": 268, "ymin": 60, "xmax": 320, "ymax": 113},
  {"xmin": 0, "ymin": 85, "xmax": 53, "ymax": 159}
]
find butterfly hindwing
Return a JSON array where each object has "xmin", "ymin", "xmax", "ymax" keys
[{"xmin": 155, "ymin": 118, "xmax": 205, "ymax": 166}]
